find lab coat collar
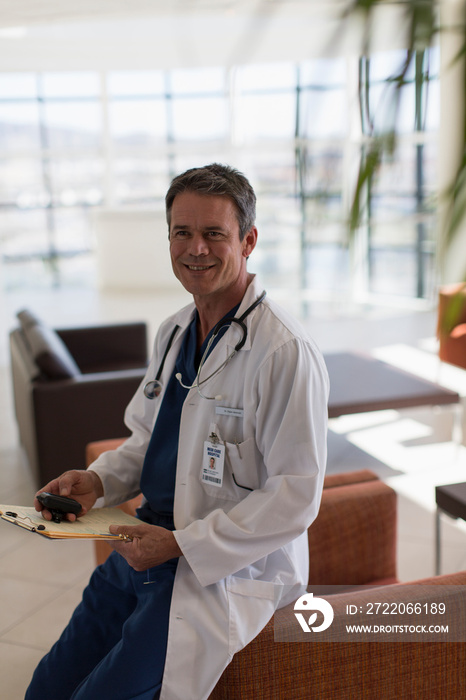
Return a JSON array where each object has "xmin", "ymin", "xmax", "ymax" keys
[
  {"xmin": 225, "ymin": 274, "xmax": 265, "ymax": 353},
  {"xmin": 172, "ymin": 301, "xmax": 197, "ymax": 334},
  {"xmin": 169, "ymin": 274, "xmax": 266, "ymax": 353}
]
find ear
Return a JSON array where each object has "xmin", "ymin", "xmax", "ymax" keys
[{"xmin": 241, "ymin": 227, "xmax": 258, "ymax": 258}]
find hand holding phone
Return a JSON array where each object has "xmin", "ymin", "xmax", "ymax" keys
[
  {"xmin": 34, "ymin": 469, "xmax": 104, "ymax": 522},
  {"xmin": 36, "ymin": 492, "xmax": 82, "ymax": 523}
]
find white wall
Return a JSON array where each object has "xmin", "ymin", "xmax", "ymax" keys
[{"xmin": 94, "ymin": 208, "xmax": 180, "ymax": 291}]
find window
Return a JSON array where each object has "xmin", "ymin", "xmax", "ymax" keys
[{"xmin": 0, "ymin": 52, "xmax": 440, "ymax": 301}]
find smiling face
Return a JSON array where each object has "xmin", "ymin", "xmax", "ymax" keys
[{"xmin": 169, "ymin": 191, "xmax": 257, "ymax": 310}]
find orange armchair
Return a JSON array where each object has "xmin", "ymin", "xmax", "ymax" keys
[
  {"xmin": 437, "ymin": 283, "xmax": 466, "ymax": 370},
  {"xmin": 86, "ymin": 440, "xmax": 398, "ymax": 587},
  {"xmin": 208, "ymin": 568, "xmax": 466, "ymax": 700},
  {"xmin": 85, "ymin": 440, "xmax": 465, "ymax": 700}
]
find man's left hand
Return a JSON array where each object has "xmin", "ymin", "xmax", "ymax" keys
[{"xmin": 109, "ymin": 523, "xmax": 182, "ymax": 571}]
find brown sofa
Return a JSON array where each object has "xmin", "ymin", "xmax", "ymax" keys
[
  {"xmin": 9, "ymin": 312, "xmax": 148, "ymax": 487},
  {"xmin": 86, "ymin": 439, "xmax": 466, "ymax": 699}
]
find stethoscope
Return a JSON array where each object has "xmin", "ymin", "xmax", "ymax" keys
[{"xmin": 143, "ymin": 290, "xmax": 266, "ymax": 402}]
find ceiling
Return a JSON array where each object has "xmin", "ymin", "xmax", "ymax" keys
[
  {"xmin": 0, "ymin": 0, "xmax": 346, "ymax": 29},
  {"xmin": 0, "ymin": 1, "xmax": 409, "ymax": 72}
]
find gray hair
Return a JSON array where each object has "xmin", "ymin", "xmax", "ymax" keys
[{"xmin": 165, "ymin": 163, "xmax": 256, "ymax": 241}]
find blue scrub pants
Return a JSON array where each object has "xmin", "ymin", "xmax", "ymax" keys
[{"xmin": 25, "ymin": 550, "xmax": 178, "ymax": 700}]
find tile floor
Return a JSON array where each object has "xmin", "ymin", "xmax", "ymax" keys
[{"xmin": 0, "ymin": 281, "xmax": 465, "ymax": 699}]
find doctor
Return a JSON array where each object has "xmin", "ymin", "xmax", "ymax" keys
[{"xmin": 27, "ymin": 164, "xmax": 329, "ymax": 700}]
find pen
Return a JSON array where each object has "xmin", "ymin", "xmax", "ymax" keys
[{"xmin": 1, "ymin": 513, "xmax": 45, "ymax": 532}]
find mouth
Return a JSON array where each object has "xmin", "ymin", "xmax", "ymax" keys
[{"xmin": 184, "ymin": 264, "xmax": 215, "ymax": 272}]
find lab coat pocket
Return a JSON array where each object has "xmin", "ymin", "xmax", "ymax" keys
[
  {"xmin": 226, "ymin": 576, "xmax": 277, "ymax": 656},
  {"xmin": 224, "ymin": 437, "xmax": 262, "ymax": 492}
]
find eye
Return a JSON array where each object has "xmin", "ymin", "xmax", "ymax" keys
[
  {"xmin": 171, "ymin": 229, "xmax": 189, "ymax": 239},
  {"xmin": 206, "ymin": 231, "xmax": 223, "ymax": 238}
]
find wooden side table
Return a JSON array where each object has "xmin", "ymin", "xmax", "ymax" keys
[{"xmin": 435, "ymin": 482, "xmax": 466, "ymax": 575}]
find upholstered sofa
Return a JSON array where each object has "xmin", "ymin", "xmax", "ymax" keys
[
  {"xmin": 88, "ymin": 442, "xmax": 398, "ymax": 584},
  {"xmin": 9, "ymin": 311, "xmax": 148, "ymax": 486},
  {"xmin": 86, "ymin": 439, "xmax": 466, "ymax": 699}
]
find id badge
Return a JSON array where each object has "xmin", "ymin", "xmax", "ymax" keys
[{"xmin": 202, "ymin": 438, "xmax": 225, "ymax": 488}]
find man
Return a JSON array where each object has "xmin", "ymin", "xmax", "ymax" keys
[{"xmin": 27, "ymin": 164, "xmax": 329, "ymax": 700}]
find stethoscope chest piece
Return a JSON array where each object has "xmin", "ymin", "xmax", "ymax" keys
[
  {"xmin": 143, "ymin": 379, "xmax": 163, "ymax": 400},
  {"xmin": 143, "ymin": 324, "xmax": 181, "ymax": 400}
]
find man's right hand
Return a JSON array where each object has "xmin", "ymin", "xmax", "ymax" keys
[{"xmin": 34, "ymin": 470, "xmax": 104, "ymax": 522}]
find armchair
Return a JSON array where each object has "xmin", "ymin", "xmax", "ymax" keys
[
  {"xmin": 437, "ymin": 282, "xmax": 466, "ymax": 370},
  {"xmin": 9, "ymin": 311, "xmax": 148, "ymax": 486},
  {"xmin": 85, "ymin": 440, "xmax": 465, "ymax": 699},
  {"xmin": 209, "ymin": 475, "xmax": 465, "ymax": 700},
  {"xmin": 209, "ymin": 568, "xmax": 465, "ymax": 700}
]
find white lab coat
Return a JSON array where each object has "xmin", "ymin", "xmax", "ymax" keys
[{"xmin": 89, "ymin": 275, "xmax": 329, "ymax": 700}]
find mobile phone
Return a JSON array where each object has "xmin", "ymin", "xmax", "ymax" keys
[{"xmin": 37, "ymin": 492, "xmax": 82, "ymax": 523}]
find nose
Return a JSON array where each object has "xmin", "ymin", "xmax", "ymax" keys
[{"xmin": 187, "ymin": 233, "xmax": 209, "ymax": 257}]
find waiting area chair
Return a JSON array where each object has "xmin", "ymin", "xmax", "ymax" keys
[
  {"xmin": 86, "ymin": 438, "xmax": 466, "ymax": 699},
  {"xmin": 437, "ymin": 282, "xmax": 466, "ymax": 370},
  {"xmin": 9, "ymin": 311, "xmax": 148, "ymax": 486}
]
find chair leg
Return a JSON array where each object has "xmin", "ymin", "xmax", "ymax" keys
[{"xmin": 435, "ymin": 508, "xmax": 441, "ymax": 576}]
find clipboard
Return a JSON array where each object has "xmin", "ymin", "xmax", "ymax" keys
[{"xmin": 0, "ymin": 504, "xmax": 139, "ymax": 540}]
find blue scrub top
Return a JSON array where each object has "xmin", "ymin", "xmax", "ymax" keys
[{"xmin": 138, "ymin": 304, "xmax": 239, "ymax": 527}]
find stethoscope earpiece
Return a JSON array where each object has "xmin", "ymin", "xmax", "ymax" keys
[{"xmin": 175, "ymin": 373, "xmax": 223, "ymax": 397}]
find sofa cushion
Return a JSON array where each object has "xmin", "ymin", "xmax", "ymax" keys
[{"xmin": 22, "ymin": 322, "xmax": 81, "ymax": 379}]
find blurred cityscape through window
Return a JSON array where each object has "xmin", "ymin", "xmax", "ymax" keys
[{"xmin": 0, "ymin": 51, "xmax": 439, "ymax": 301}]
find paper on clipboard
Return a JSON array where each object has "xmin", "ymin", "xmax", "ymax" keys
[{"xmin": 0, "ymin": 504, "xmax": 139, "ymax": 540}]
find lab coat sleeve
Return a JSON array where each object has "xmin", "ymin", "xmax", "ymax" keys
[{"xmin": 174, "ymin": 337, "xmax": 329, "ymax": 587}]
